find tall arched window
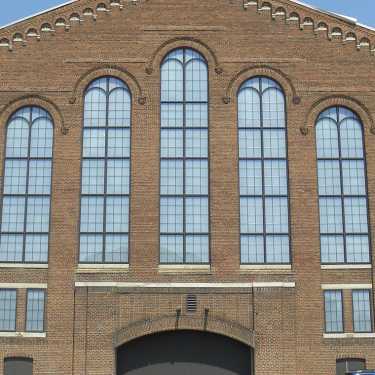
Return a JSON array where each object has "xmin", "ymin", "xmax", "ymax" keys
[
  {"xmin": 79, "ymin": 77, "xmax": 131, "ymax": 264},
  {"xmin": 0, "ymin": 107, "xmax": 53, "ymax": 263},
  {"xmin": 160, "ymin": 48, "xmax": 209, "ymax": 264},
  {"xmin": 238, "ymin": 77, "xmax": 290, "ymax": 264},
  {"xmin": 316, "ymin": 107, "xmax": 370, "ymax": 264}
]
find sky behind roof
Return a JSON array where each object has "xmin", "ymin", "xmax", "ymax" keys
[{"xmin": 0, "ymin": 0, "xmax": 374, "ymax": 29}]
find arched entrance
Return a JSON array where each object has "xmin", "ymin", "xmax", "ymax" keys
[{"xmin": 116, "ymin": 330, "xmax": 253, "ymax": 375}]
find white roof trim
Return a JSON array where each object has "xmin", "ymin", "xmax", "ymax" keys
[{"xmin": 0, "ymin": 0, "xmax": 77, "ymax": 30}]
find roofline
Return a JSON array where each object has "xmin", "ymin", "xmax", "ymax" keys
[{"xmin": 0, "ymin": 0, "xmax": 77, "ymax": 31}]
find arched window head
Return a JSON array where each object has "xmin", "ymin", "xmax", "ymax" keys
[
  {"xmin": 316, "ymin": 106, "xmax": 370, "ymax": 264},
  {"xmin": 159, "ymin": 48, "xmax": 209, "ymax": 264},
  {"xmin": 79, "ymin": 77, "xmax": 131, "ymax": 264},
  {"xmin": 238, "ymin": 77, "xmax": 290, "ymax": 264},
  {"xmin": 0, "ymin": 107, "xmax": 53, "ymax": 263}
]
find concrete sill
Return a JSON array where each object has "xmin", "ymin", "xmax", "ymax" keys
[
  {"xmin": 76, "ymin": 264, "xmax": 129, "ymax": 273},
  {"xmin": 240, "ymin": 264, "xmax": 292, "ymax": 271},
  {"xmin": 321, "ymin": 264, "xmax": 372, "ymax": 270},
  {"xmin": 0, "ymin": 263, "xmax": 48, "ymax": 269},
  {"xmin": 0, "ymin": 332, "xmax": 46, "ymax": 338},
  {"xmin": 324, "ymin": 333, "xmax": 375, "ymax": 339},
  {"xmin": 158, "ymin": 265, "xmax": 211, "ymax": 274}
]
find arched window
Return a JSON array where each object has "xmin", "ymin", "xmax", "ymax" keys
[
  {"xmin": 238, "ymin": 77, "xmax": 290, "ymax": 264},
  {"xmin": 0, "ymin": 107, "xmax": 53, "ymax": 263},
  {"xmin": 316, "ymin": 107, "xmax": 370, "ymax": 264},
  {"xmin": 79, "ymin": 77, "xmax": 131, "ymax": 264},
  {"xmin": 160, "ymin": 48, "xmax": 209, "ymax": 264}
]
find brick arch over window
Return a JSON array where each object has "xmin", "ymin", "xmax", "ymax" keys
[
  {"xmin": 145, "ymin": 37, "xmax": 222, "ymax": 76},
  {"xmin": 70, "ymin": 66, "xmax": 145, "ymax": 107},
  {"xmin": 113, "ymin": 314, "xmax": 255, "ymax": 349}
]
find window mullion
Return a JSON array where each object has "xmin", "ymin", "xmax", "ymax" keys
[{"xmin": 182, "ymin": 49, "xmax": 187, "ymax": 264}]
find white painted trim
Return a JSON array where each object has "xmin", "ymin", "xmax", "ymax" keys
[
  {"xmin": 324, "ymin": 333, "xmax": 375, "ymax": 339},
  {"xmin": 240, "ymin": 265, "xmax": 292, "ymax": 270},
  {"xmin": 76, "ymin": 264, "xmax": 129, "ymax": 273},
  {"xmin": 0, "ymin": 283, "xmax": 47, "ymax": 289},
  {"xmin": 321, "ymin": 264, "xmax": 372, "ymax": 270},
  {"xmin": 0, "ymin": 263, "xmax": 48, "ymax": 269},
  {"xmin": 0, "ymin": 332, "xmax": 46, "ymax": 338},
  {"xmin": 75, "ymin": 281, "xmax": 296, "ymax": 288},
  {"xmin": 321, "ymin": 284, "xmax": 373, "ymax": 290}
]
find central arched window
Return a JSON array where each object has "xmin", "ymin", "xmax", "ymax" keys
[
  {"xmin": 238, "ymin": 77, "xmax": 290, "ymax": 264},
  {"xmin": 0, "ymin": 107, "xmax": 53, "ymax": 263},
  {"xmin": 79, "ymin": 77, "xmax": 131, "ymax": 264},
  {"xmin": 316, "ymin": 107, "xmax": 370, "ymax": 264},
  {"xmin": 159, "ymin": 48, "xmax": 209, "ymax": 264}
]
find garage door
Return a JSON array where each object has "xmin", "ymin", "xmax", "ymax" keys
[{"xmin": 117, "ymin": 330, "xmax": 252, "ymax": 375}]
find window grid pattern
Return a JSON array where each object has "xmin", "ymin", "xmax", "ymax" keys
[
  {"xmin": 352, "ymin": 290, "xmax": 373, "ymax": 333},
  {"xmin": 316, "ymin": 107, "xmax": 371, "ymax": 264},
  {"xmin": 0, "ymin": 107, "xmax": 53, "ymax": 263},
  {"xmin": 324, "ymin": 290, "xmax": 344, "ymax": 333},
  {"xmin": 79, "ymin": 77, "xmax": 131, "ymax": 264},
  {"xmin": 160, "ymin": 48, "xmax": 209, "ymax": 264},
  {"xmin": 0, "ymin": 289, "xmax": 17, "ymax": 331},
  {"xmin": 26, "ymin": 289, "xmax": 45, "ymax": 332},
  {"xmin": 238, "ymin": 77, "xmax": 290, "ymax": 264}
]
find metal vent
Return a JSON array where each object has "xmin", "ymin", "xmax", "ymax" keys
[{"xmin": 186, "ymin": 294, "xmax": 197, "ymax": 313}]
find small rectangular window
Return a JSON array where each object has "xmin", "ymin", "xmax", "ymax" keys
[
  {"xmin": 324, "ymin": 290, "xmax": 344, "ymax": 333},
  {"xmin": 4, "ymin": 358, "xmax": 33, "ymax": 375},
  {"xmin": 26, "ymin": 289, "xmax": 45, "ymax": 332},
  {"xmin": 352, "ymin": 290, "xmax": 373, "ymax": 333},
  {"xmin": 336, "ymin": 358, "xmax": 365, "ymax": 375},
  {"xmin": 0, "ymin": 289, "xmax": 17, "ymax": 331}
]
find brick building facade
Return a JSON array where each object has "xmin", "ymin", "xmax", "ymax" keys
[{"xmin": 0, "ymin": 0, "xmax": 374, "ymax": 374}]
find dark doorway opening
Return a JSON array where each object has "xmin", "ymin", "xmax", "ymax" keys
[{"xmin": 117, "ymin": 330, "xmax": 253, "ymax": 375}]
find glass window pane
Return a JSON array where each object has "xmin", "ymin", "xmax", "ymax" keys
[
  {"xmin": 185, "ymin": 235, "xmax": 209, "ymax": 263},
  {"xmin": 30, "ymin": 119, "xmax": 53, "ymax": 158},
  {"xmin": 160, "ymin": 235, "xmax": 183, "ymax": 263},
  {"xmin": 239, "ymin": 160, "xmax": 262, "ymax": 196},
  {"xmin": 241, "ymin": 235, "xmax": 264, "ymax": 264},
  {"xmin": 84, "ymin": 88, "xmax": 107, "ymax": 127},
  {"xmin": 79, "ymin": 235, "xmax": 103, "ymax": 263},
  {"xmin": 317, "ymin": 160, "xmax": 341, "ymax": 196},
  {"xmin": 266, "ymin": 235, "xmax": 290, "ymax": 263},
  {"xmin": 0, "ymin": 290, "xmax": 17, "ymax": 331},
  {"xmin": 264, "ymin": 160, "xmax": 287, "ymax": 195},
  {"xmin": 240, "ymin": 197, "xmax": 263, "ymax": 234},
  {"xmin": 1, "ymin": 197, "xmax": 26, "ymax": 232},
  {"xmin": 340, "ymin": 119, "xmax": 363, "ymax": 158},
  {"xmin": 28, "ymin": 160, "xmax": 52, "ymax": 195},
  {"xmin": 26, "ymin": 197, "xmax": 50, "ymax": 233},
  {"xmin": 80, "ymin": 197, "xmax": 104, "ymax": 233},
  {"xmin": 263, "ymin": 129, "xmax": 286, "ymax": 158},
  {"xmin": 106, "ymin": 197, "xmax": 129, "ymax": 233},
  {"xmin": 324, "ymin": 290, "xmax": 343, "ymax": 333},
  {"xmin": 161, "ymin": 129, "xmax": 183, "ymax": 158},
  {"xmin": 0, "ymin": 235, "xmax": 23, "ymax": 262},
  {"xmin": 6, "ymin": 119, "xmax": 29, "ymax": 157},
  {"xmin": 185, "ymin": 129, "xmax": 208, "ymax": 158},
  {"xmin": 344, "ymin": 197, "xmax": 368, "ymax": 233},
  {"xmin": 160, "ymin": 197, "xmax": 183, "ymax": 233},
  {"xmin": 185, "ymin": 59, "xmax": 208, "ymax": 102},
  {"xmin": 25, "ymin": 235, "xmax": 48, "ymax": 263},
  {"xmin": 83, "ymin": 129, "xmax": 106, "ymax": 157},
  {"xmin": 316, "ymin": 120, "xmax": 339, "ymax": 159},
  {"xmin": 107, "ymin": 128, "xmax": 130, "ymax": 158},
  {"xmin": 262, "ymin": 88, "xmax": 285, "ymax": 128},
  {"xmin": 186, "ymin": 104, "xmax": 208, "ymax": 128},
  {"xmin": 265, "ymin": 197, "xmax": 289, "ymax": 233},
  {"xmin": 107, "ymin": 159, "xmax": 130, "ymax": 195},
  {"xmin": 105, "ymin": 234, "xmax": 128, "ymax": 263},
  {"xmin": 346, "ymin": 235, "xmax": 370, "ymax": 263},
  {"xmin": 238, "ymin": 88, "xmax": 261, "ymax": 128},
  {"xmin": 161, "ymin": 60, "xmax": 183, "ymax": 102},
  {"xmin": 342, "ymin": 160, "xmax": 366, "ymax": 196},
  {"xmin": 108, "ymin": 88, "xmax": 131, "ymax": 127},
  {"xmin": 26, "ymin": 290, "xmax": 45, "ymax": 332},
  {"xmin": 160, "ymin": 160, "xmax": 183, "ymax": 195},
  {"xmin": 81, "ymin": 160, "xmax": 105, "ymax": 195},
  {"xmin": 239, "ymin": 129, "xmax": 261, "ymax": 158},
  {"xmin": 319, "ymin": 198, "xmax": 343, "ymax": 234},
  {"xmin": 161, "ymin": 104, "xmax": 183, "ymax": 128},
  {"xmin": 185, "ymin": 160, "xmax": 208, "ymax": 195},
  {"xmin": 185, "ymin": 197, "xmax": 209, "ymax": 233},
  {"xmin": 321, "ymin": 235, "xmax": 345, "ymax": 264},
  {"xmin": 352, "ymin": 290, "xmax": 372, "ymax": 333},
  {"xmin": 3, "ymin": 160, "xmax": 27, "ymax": 195}
]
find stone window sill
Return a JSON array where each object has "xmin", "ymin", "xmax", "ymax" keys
[
  {"xmin": 321, "ymin": 264, "xmax": 372, "ymax": 270},
  {"xmin": 76, "ymin": 264, "xmax": 129, "ymax": 273},
  {"xmin": 324, "ymin": 333, "xmax": 375, "ymax": 339},
  {"xmin": 158, "ymin": 264, "xmax": 211, "ymax": 274},
  {"xmin": 0, "ymin": 263, "xmax": 48, "ymax": 269},
  {"xmin": 0, "ymin": 332, "xmax": 46, "ymax": 338},
  {"xmin": 240, "ymin": 264, "xmax": 292, "ymax": 271}
]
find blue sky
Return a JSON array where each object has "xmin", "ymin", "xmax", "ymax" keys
[{"xmin": 0, "ymin": 0, "xmax": 374, "ymax": 28}]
